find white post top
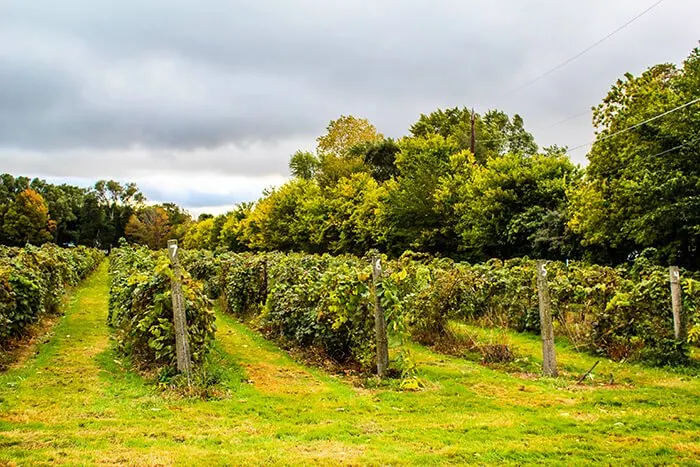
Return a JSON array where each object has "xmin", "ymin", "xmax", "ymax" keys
[{"xmin": 167, "ymin": 239, "xmax": 178, "ymax": 258}]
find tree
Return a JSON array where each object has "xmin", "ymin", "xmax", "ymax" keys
[
  {"xmin": 77, "ymin": 192, "xmax": 107, "ymax": 247},
  {"xmin": 316, "ymin": 115, "xmax": 383, "ymax": 158},
  {"xmin": 125, "ymin": 206, "xmax": 171, "ymax": 249},
  {"xmin": 348, "ymin": 138, "xmax": 400, "ymax": 182},
  {"xmin": 183, "ymin": 217, "xmax": 216, "ymax": 250},
  {"xmin": 454, "ymin": 152, "xmax": 580, "ymax": 260},
  {"xmin": 324, "ymin": 173, "xmax": 384, "ymax": 254},
  {"xmin": 0, "ymin": 174, "xmax": 29, "ymax": 240},
  {"xmin": 1, "ymin": 188, "xmax": 53, "ymax": 246},
  {"xmin": 158, "ymin": 202, "xmax": 192, "ymax": 240},
  {"xmin": 30, "ymin": 179, "xmax": 86, "ymax": 245},
  {"xmin": 289, "ymin": 150, "xmax": 320, "ymax": 180},
  {"xmin": 239, "ymin": 180, "xmax": 322, "ymax": 251},
  {"xmin": 410, "ymin": 107, "xmax": 537, "ymax": 163},
  {"xmin": 218, "ymin": 203, "xmax": 253, "ymax": 251},
  {"xmin": 381, "ymin": 135, "xmax": 465, "ymax": 254},
  {"xmin": 93, "ymin": 180, "xmax": 145, "ymax": 249},
  {"xmin": 569, "ymin": 46, "xmax": 700, "ymax": 267},
  {"xmin": 315, "ymin": 115, "xmax": 383, "ymax": 187}
]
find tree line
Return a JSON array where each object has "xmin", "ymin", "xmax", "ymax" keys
[
  {"xmin": 2, "ymin": 46, "xmax": 699, "ymax": 268},
  {"xmin": 0, "ymin": 175, "xmax": 192, "ymax": 250},
  {"xmin": 183, "ymin": 47, "xmax": 700, "ymax": 268}
]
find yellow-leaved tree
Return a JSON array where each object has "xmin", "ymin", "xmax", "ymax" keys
[
  {"xmin": 125, "ymin": 206, "xmax": 171, "ymax": 249},
  {"xmin": 315, "ymin": 115, "xmax": 383, "ymax": 187},
  {"xmin": 1, "ymin": 188, "xmax": 53, "ymax": 246}
]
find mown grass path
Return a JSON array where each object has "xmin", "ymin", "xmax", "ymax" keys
[{"xmin": 1, "ymin": 260, "xmax": 699, "ymax": 465}]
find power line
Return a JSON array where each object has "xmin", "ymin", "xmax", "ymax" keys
[
  {"xmin": 503, "ymin": 0, "xmax": 666, "ymax": 97},
  {"xmin": 476, "ymin": 96, "xmax": 699, "ymax": 150},
  {"xmin": 647, "ymin": 137, "xmax": 700, "ymax": 159},
  {"xmin": 545, "ymin": 109, "xmax": 592, "ymax": 129},
  {"xmin": 567, "ymin": 96, "xmax": 700, "ymax": 153},
  {"xmin": 606, "ymin": 136, "xmax": 700, "ymax": 173},
  {"xmin": 474, "ymin": 108, "xmax": 593, "ymax": 145}
]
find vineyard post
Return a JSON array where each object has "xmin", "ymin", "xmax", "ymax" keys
[
  {"xmin": 669, "ymin": 266, "xmax": 684, "ymax": 340},
  {"xmin": 371, "ymin": 253, "xmax": 389, "ymax": 378},
  {"xmin": 536, "ymin": 261, "xmax": 558, "ymax": 377},
  {"xmin": 167, "ymin": 239, "xmax": 193, "ymax": 381}
]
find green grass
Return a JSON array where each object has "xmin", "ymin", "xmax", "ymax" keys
[{"xmin": 1, "ymin": 261, "xmax": 699, "ymax": 465}]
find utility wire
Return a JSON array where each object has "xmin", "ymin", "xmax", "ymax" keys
[
  {"xmin": 646, "ymin": 136, "xmax": 700, "ymax": 159},
  {"xmin": 475, "ymin": 108, "xmax": 592, "ymax": 144},
  {"xmin": 476, "ymin": 96, "xmax": 699, "ymax": 149},
  {"xmin": 605, "ymin": 135, "xmax": 700, "ymax": 173},
  {"xmin": 503, "ymin": 0, "xmax": 666, "ymax": 97},
  {"xmin": 545, "ymin": 109, "xmax": 592, "ymax": 128},
  {"xmin": 567, "ymin": 96, "xmax": 700, "ymax": 153}
]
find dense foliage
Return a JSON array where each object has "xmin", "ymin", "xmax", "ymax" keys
[
  {"xmin": 172, "ymin": 47, "xmax": 700, "ymax": 272},
  {"xmin": 570, "ymin": 47, "xmax": 700, "ymax": 268},
  {"xmin": 0, "ymin": 244, "xmax": 104, "ymax": 346},
  {"xmin": 181, "ymin": 250, "xmax": 451, "ymax": 372},
  {"xmin": 183, "ymin": 249, "xmax": 698, "ymax": 367},
  {"xmin": 0, "ymin": 175, "xmax": 193, "ymax": 251},
  {"xmin": 108, "ymin": 245, "xmax": 216, "ymax": 373},
  {"xmin": 4, "ymin": 48, "xmax": 699, "ymax": 270},
  {"xmin": 447, "ymin": 256, "xmax": 698, "ymax": 365}
]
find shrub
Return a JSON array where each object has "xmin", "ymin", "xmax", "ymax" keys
[
  {"xmin": 108, "ymin": 245, "xmax": 216, "ymax": 372},
  {"xmin": 0, "ymin": 244, "xmax": 104, "ymax": 347},
  {"xmin": 182, "ymin": 248, "xmax": 699, "ymax": 366}
]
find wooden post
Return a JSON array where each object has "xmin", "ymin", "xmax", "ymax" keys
[
  {"xmin": 371, "ymin": 254, "xmax": 389, "ymax": 378},
  {"xmin": 167, "ymin": 239, "xmax": 192, "ymax": 380},
  {"xmin": 470, "ymin": 108, "xmax": 476, "ymax": 157},
  {"xmin": 669, "ymin": 266, "xmax": 684, "ymax": 340},
  {"xmin": 536, "ymin": 260, "xmax": 558, "ymax": 377}
]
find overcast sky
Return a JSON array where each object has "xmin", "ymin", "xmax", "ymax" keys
[{"xmin": 1, "ymin": 0, "xmax": 698, "ymax": 215}]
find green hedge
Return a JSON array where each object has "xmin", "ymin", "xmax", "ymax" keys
[
  {"xmin": 108, "ymin": 245, "xmax": 216, "ymax": 373},
  {"xmin": 0, "ymin": 244, "xmax": 104, "ymax": 347}
]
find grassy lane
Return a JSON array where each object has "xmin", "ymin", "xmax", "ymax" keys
[{"xmin": 1, "ymin": 262, "xmax": 699, "ymax": 465}]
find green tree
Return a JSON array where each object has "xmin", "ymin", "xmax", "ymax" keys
[
  {"xmin": 410, "ymin": 107, "xmax": 537, "ymax": 163},
  {"xmin": 381, "ymin": 135, "xmax": 465, "ymax": 254},
  {"xmin": 93, "ymin": 180, "xmax": 145, "ymax": 249},
  {"xmin": 218, "ymin": 203, "xmax": 253, "ymax": 251},
  {"xmin": 289, "ymin": 150, "xmax": 320, "ymax": 180},
  {"xmin": 348, "ymin": 138, "xmax": 400, "ymax": 182},
  {"xmin": 30, "ymin": 179, "xmax": 86, "ymax": 245},
  {"xmin": 240, "ymin": 180, "xmax": 322, "ymax": 251},
  {"xmin": 324, "ymin": 173, "xmax": 384, "ymax": 254},
  {"xmin": 183, "ymin": 217, "xmax": 216, "ymax": 250},
  {"xmin": 316, "ymin": 115, "xmax": 383, "ymax": 158},
  {"xmin": 76, "ymin": 192, "xmax": 107, "ymax": 247},
  {"xmin": 454, "ymin": 152, "xmax": 580, "ymax": 260},
  {"xmin": 569, "ymin": 47, "xmax": 700, "ymax": 267}
]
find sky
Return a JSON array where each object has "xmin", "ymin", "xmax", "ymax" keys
[{"xmin": 1, "ymin": 0, "xmax": 698, "ymax": 216}]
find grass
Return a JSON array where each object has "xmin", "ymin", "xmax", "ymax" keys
[{"xmin": 0, "ymin": 260, "xmax": 698, "ymax": 465}]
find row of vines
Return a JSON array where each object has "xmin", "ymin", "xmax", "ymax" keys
[
  {"xmin": 106, "ymin": 244, "xmax": 700, "ymax": 377},
  {"xmin": 107, "ymin": 244, "xmax": 215, "ymax": 375},
  {"xmin": 182, "ymin": 250, "xmax": 455, "ymax": 375},
  {"xmin": 0, "ymin": 244, "xmax": 104, "ymax": 347},
  {"xmin": 182, "ymin": 250, "xmax": 700, "ymax": 369}
]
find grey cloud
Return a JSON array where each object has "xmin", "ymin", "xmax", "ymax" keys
[{"xmin": 0, "ymin": 0, "xmax": 699, "ymax": 174}]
